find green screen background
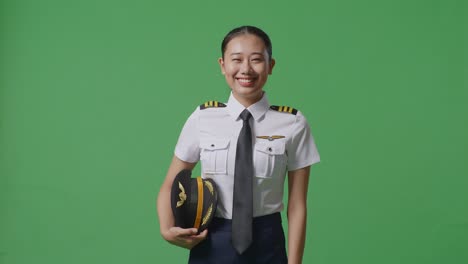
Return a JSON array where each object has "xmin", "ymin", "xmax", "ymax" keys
[{"xmin": 1, "ymin": 0, "xmax": 467, "ymax": 263}]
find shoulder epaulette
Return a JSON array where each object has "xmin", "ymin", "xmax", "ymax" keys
[
  {"xmin": 200, "ymin": 101, "xmax": 227, "ymax": 110},
  {"xmin": 270, "ymin": 105, "xmax": 298, "ymax": 115}
]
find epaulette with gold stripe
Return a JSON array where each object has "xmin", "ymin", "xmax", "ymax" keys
[
  {"xmin": 270, "ymin": 105, "xmax": 298, "ymax": 115},
  {"xmin": 200, "ymin": 101, "xmax": 227, "ymax": 110}
]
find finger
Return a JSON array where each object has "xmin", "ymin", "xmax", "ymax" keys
[
  {"xmin": 177, "ymin": 237, "xmax": 195, "ymax": 245},
  {"xmin": 176, "ymin": 227, "xmax": 199, "ymax": 237},
  {"xmin": 191, "ymin": 229, "xmax": 208, "ymax": 241},
  {"xmin": 196, "ymin": 229, "xmax": 208, "ymax": 238}
]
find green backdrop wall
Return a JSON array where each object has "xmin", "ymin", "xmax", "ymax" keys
[{"xmin": 1, "ymin": 0, "xmax": 467, "ymax": 263}]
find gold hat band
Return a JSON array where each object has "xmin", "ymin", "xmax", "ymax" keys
[{"xmin": 193, "ymin": 177, "xmax": 204, "ymax": 229}]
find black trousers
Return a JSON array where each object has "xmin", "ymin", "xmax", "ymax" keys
[{"xmin": 188, "ymin": 213, "xmax": 288, "ymax": 264}]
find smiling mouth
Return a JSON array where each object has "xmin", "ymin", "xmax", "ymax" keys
[{"xmin": 236, "ymin": 77, "xmax": 256, "ymax": 86}]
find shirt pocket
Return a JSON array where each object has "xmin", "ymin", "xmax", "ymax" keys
[
  {"xmin": 254, "ymin": 141, "xmax": 286, "ymax": 178},
  {"xmin": 200, "ymin": 138, "xmax": 230, "ymax": 174}
]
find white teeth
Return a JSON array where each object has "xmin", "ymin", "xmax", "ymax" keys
[{"xmin": 238, "ymin": 78, "xmax": 253, "ymax": 83}]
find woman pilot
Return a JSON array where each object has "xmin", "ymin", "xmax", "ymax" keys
[{"xmin": 157, "ymin": 25, "xmax": 320, "ymax": 264}]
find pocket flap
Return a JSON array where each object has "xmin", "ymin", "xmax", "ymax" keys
[
  {"xmin": 200, "ymin": 139, "xmax": 230, "ymax": 150},
  {"xmin": 255, "ymin": 141, "xmax": 285, "ymax": 155}
]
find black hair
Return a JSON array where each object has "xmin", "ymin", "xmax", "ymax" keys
[{"xmin": 221, "ymin": 25, "xmax": 272, "ymax": 61}]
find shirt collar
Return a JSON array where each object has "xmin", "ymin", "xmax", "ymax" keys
[{"xmin": 226, "ymin": 92, "xmax": 270, "ymax": 121}]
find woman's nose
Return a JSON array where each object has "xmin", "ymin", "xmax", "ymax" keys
[{"xmin": 240, "ymin": 61, "xmax": 253, "ymax": 74}]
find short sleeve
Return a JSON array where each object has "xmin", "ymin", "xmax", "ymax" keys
[
  {"xmin": 174, "ymin": 108, "xmax": 200, "ymax": 163},
  {"xmin": 286, "ymin": 111, "xmax": 320, "ymax": 171}
]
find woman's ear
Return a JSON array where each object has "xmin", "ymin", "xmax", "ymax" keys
[
  {"xmin": 268, "ymin": 58, "xmax": 276, "ymax": 75},
  {"xmin": 218, "ymin": 58, "xmax": 225, "ymax": 75}
]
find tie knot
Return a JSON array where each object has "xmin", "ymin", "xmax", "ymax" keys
[{"xmin": 239, "ymin": 109, "xmax": 252, "ymax": 121}]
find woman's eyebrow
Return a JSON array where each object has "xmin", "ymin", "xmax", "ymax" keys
[
  {"xmin": 229, "ymin": 52, "xmax": 264, "ymax": 56},
  {"xmin": 250, "ymin": 52, "xmax": 264, "ymax": 56}
]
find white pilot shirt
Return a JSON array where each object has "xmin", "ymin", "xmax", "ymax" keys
[{"xmin": 174, "ymin": 92, "xmax": 320, "ymax": 219}]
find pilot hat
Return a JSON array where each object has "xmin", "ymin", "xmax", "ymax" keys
[{"xmin": 170, "ymin": 169, "xmax": 218, "ymax": 233}]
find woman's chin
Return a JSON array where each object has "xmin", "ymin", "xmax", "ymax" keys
[{"xmin": 231, "ymin": 87, "xmax": 263, "ymax": 102}]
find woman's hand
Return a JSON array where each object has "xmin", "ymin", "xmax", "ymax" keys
[{"xmin": 162, "ymin": 227, "xmax": 208, "ymax": 249}]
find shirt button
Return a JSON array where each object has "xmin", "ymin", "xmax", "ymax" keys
[
  {"xmin": 211, "ymin": 144, "xmax": 215, "ymax": 147},
  {"xmin": 268, "ymin": 147, "xmax": 272, "ymax": 152}
]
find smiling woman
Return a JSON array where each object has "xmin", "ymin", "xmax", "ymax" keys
[
  {"xmin": 157, "ymin": 25, "xmax": 320, "ymax": 264},
  {"xmin": 218, "ymin": 28, "xmax": 275, "ymax": 105},
  {"xmin": 219, "ymin": 34, "xmax": 275, "ymax": 104}
]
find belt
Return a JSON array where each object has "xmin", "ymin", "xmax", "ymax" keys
[{"xmin": 210, "ymin": 212, "xmax": 282, "ymax": 232}]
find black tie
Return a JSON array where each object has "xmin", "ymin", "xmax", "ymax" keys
[{"xmin": 232, "ymin": 109, "xmax": 253, "ymax": 254}]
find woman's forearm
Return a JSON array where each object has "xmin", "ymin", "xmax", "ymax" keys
[
  {"xmin": 157, "ymin": 182, "xmax": 175, "ymax": 238},
  {"xmin": 287, "ymin": 166, "xmax": 311, "ymax": 264},
  {"xmin": 287, "ymin": 203, "xmax": 307, "ymax": 264}
]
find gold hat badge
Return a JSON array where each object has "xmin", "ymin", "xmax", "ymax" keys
[
  {"xmin": 256, "ymin": 135, "xmax": 285, "ymax": 141},
  {"xmin": 176, "ymin": 181, "xmax": 187, "ymax": 208}
]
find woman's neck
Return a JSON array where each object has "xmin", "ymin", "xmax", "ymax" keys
[{"xmin": 232, "ymin": 91, "xmax": 264, "ymax": 108}]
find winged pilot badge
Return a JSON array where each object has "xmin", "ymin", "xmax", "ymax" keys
[
  {"xmin": 176, "ymin": 181, "xmax": 187, "ymax": 208},
  {"xmin": 256, "ymin": 135, "xmax": 285, "ymax": 141}
]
